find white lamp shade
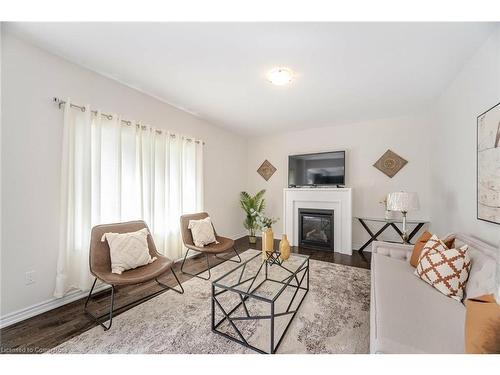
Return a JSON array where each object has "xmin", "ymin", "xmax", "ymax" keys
[{"xmin": 386, "ymin": 192, "xmax": 419, "ymax": 212}]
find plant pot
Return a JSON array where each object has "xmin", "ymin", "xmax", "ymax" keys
[
  {"xmin": 249, "ymin": 235, "xmax": 257, "ymax": 244},
  {"xmin": 261, "ymin": 227, "xmax": 274, "ymax": 260}
]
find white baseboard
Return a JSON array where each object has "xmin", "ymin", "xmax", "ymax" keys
[
  {"xmin": 0, "ymin": 284, "xmax": 110, "ymax": 329},
  {"xmin": 1, "ymin": 233, "xmax": 249, "ymax": 329},
  {"xmin": 230, "ymin": 232, "xmax": 248, "ymax": 241}
]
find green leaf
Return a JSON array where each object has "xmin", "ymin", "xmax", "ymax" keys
[{"xmin": 240, "ymin": 190, "xmax": 267, "ymax": 232}]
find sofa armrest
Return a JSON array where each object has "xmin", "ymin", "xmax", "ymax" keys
[{"xmin": 371, "ymin": 241, "xmax": 413, "ymax": 262}]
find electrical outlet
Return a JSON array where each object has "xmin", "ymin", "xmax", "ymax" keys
[{"xmin": 25, "ymin": 271, "xmax": 36, "ymax": 285}]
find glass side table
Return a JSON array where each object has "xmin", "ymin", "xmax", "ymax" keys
[{"xmin": 355, "ymin": 216, "xmax": 429, "ymax": 252}]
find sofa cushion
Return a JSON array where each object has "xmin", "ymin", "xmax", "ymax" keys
[
  {"xmin": 371, "ymin": 253, "xmax": 465, "ymax": 353},
  {"xmin": 463, "ymin": 244, "xmax": 497, "ymax": 299}
]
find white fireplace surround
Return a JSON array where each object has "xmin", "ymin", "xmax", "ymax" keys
[{"xmin": 283, "ymin": 188, "xmax": 353, "ymax": 255}]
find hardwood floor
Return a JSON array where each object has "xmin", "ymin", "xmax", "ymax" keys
[{"xmin": 0, "ymin": 236, "xmax": 370, "ymax": 354}]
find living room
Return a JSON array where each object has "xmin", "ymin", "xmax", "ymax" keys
[{"xmin": 1, "ymin": 0, "xmax": 499, "ymax": 372}]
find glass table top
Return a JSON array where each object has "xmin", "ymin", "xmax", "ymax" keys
[
  {"xmin": 355, "ymin": 216, "xmax": 429, "ymax": 224},
  {"xmin": 212, "ymin": 252, "xmax": 309, "ymax": 303}
]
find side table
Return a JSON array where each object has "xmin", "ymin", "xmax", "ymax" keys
[{"xmin": 356, "ymin": 216, "xmax": 429, "ymax": 252}]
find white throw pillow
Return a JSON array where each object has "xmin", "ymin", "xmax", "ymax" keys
[
  {"xmin": 188, "ymin": 217, "xmax": 218, "ymax": 247},
  {"xmin": 101, "ymin": 228, "xmax": 157, "ymax": 274}
]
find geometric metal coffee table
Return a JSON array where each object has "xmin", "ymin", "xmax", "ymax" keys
[{"xmin": 211, "ymin": 252, "xmax": 310, "ymax": 354}]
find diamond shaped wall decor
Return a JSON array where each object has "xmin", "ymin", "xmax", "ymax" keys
[
  {"xmin": 257, "ymin": 159, "xmax": 277, "ymax": 181},
  {"xmin": 373, "ymin": 149, "xmax": 408, "ymax": 178}
]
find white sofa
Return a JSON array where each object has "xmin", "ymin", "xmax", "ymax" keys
[{"xmin": 370, "ymin": 233, "xmax": 498, "ymax": 354}]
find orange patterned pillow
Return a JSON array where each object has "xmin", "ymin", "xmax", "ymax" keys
[{"xmin": 414, "ymin": 235, "xmax": 471, "ymax": 301}]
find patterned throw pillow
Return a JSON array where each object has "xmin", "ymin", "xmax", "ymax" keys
[
  {"xmin": 188, "ymin": 216, "xmax": 218, "ymax": 247},
  {"xmin": 414, "ymin": 235, "xmax": 471, "ymax": 301},
  {"xmin": 101, "ymin": 228, "xmax": 157, "ymax": 274},
  {"xmin": 409, "ymin": 231, "xmax": 455, "ymax": 267}
]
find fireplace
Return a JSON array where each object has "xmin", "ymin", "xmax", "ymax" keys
[
  {"xmin": 298, "ymin": 208, "xmax": 335, "ymax": 251},
  {"xmin": 284, "ymin": 188, "xmax": 352, "ymax": 254}
]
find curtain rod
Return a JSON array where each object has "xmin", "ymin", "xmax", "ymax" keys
[{"xmin": 52, "ymin": 97, "xmax": 205, "ymax": 145}]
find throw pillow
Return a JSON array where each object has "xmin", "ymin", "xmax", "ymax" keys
[
  {"xmin": 101, "ymin": 228, "xmax": 157, "ymax": 274},
  {"xmin": 410, "ymin": 231, "xmax": 455, "ymax": 267},
  {"xmin": 188, "ymin": 216, "xmax": 218, "ymax": 247},
  {"xmin": 465, "ymin": 294, "xmax": 500, "ymax": 353},
  {"xmin": 410, "ymin": 231, "xmax": 433, "ymax": 267},
  {"xmin": 414, "ymin": 235, "xmax": 471, "ymax": 301}
]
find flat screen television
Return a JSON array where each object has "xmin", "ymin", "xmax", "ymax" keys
[{"xmin": 288, "ymin": 151, "xmax": 345, "ymax": 187}]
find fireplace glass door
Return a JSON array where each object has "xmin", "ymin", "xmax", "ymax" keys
[{"xmin": 298, "ymin": 208, "xmax": 334, "ymax": 251}]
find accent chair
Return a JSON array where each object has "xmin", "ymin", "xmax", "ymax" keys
[
  {"xmin": 85, "ymin": 220, "xmax": 184, "ymax": 331},
  {"xmin": 180, "ymin": 212, "xmax": 241, "ymax": 280}
]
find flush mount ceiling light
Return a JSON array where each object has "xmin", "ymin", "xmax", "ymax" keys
[{"xmin": 266, "ymin": 67, "xmax": 295, "ymax": 86}]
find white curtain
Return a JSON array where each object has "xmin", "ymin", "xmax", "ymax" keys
[{"xmin": 54, "ymin": 99, "xmax": 204, "ymax": 298}]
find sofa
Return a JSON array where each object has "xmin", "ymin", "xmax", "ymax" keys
[{"xmin": 370, "ymin": 233, "xmax": 498, "ymax": 354}]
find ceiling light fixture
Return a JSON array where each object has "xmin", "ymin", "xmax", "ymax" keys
[{"xmin": 267, "ymin": 67, "xmax": 295, "ymax": 86}]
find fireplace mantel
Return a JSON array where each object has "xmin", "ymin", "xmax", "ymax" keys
[{"xmin": 283, "ymin": 188, "xmax": 352, "ymax": 255}]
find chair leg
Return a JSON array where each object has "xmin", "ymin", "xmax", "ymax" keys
[
  {"xmin": 85, "ymin": 267, "xmax": 185, "ymax": 331},
  {"xmin": 181, "ymin": 248, "xmax": 212, "ymax": 280},
  {"xmin": 156, "ymin": 267, "xmax": 184, "ymax": 294},
  {"xmin": 84, "ymin": 278, "xmax": 115, "ymax": 331},
  {"xmin": 214, "ymin": 247, "xmax": 242, "ymax": 263}
]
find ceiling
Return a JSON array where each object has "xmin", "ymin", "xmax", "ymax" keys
[{"xmin": 5, "ymin": 22, "xmax": 496, "ymax": 135}]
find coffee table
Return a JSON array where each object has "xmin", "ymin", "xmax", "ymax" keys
[{"xmin": 211, "ymin": 251, "xmax": 310, "ymax": 354}]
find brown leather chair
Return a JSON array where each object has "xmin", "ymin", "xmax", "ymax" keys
[
  {"xmin": 180, "ymin": 212, "xmax": 241, "ymax": 280},
  {"xmin": 85, "ymin": 220, "xmax": 184, "ymax": 331}
]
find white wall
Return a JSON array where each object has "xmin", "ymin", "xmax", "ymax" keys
[
  {"xmin": 246, "ymin": 114, "xmax": 433, "ymax": 249},
  {"xmin": 0, "ymin": 24, "xmax": 3, "ymax": 322},
  {"xmin": 0, "ymin": 33, "xmax": 247, "ymax": 318},
  {"xmin": 431, "ymin": 26, "xmax": 500, "ymax": 246},
  {"xmin": 2, "ymin": 25, "xmax": 499, "ymax": 326}
]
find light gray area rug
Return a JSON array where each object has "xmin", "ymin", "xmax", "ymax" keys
[{"xmin": 50, "ymin": 250, "xmax": 370, "ymax": 354}]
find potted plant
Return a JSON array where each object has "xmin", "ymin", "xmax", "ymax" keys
[
  {"xmin": 240, "ymin": 190, "xmax": 266, "ymax": 244},
  {"xmin": 255, "ymin": 213, "xmax": 279, "ymax": 260}
]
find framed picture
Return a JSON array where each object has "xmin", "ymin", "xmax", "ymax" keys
[{"xmin": 477, "ymin": 101, "xmax": 500, "ymax": 225}]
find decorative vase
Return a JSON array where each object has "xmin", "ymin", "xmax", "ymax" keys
[
  {"xmin": 249, "ymin": 235, "xmax": 257, "ymax": 244},
  {"xmin": 261, "ymin": 227, "xmax": 274, "ymax": 260},
  {"xmin": 279, "ymin": 234, "xmax": 290, "ymax": 261},
  {"xmin": 385, "ymin": 210, "xmax": 392, "ymax": 220}
]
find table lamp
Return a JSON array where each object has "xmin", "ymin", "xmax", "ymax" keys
[{"xmin": 386, "ymin": 191, "xmax": 420, "ymax": 243}]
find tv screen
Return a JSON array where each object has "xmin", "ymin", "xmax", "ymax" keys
[{"xmin": 288, "ymin": 151, "xmax": 345, "ymax": 186}]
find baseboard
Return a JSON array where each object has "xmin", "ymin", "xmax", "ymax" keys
[
  {"xmin": 1, "ymin": 234, "xmax": 249, "ymax": 329},
  {"xmin": 0, "ymin": 284, "xmax": 110, "ymax": 329},
  {"xmin": 230, "ymin": 232, "xmax": 248, "ymax": 241},
  {"xmin": 352, "ymin": 242, "xmax": 372, "ymax": 252}
]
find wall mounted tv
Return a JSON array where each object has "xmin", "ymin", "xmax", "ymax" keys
[{"xmin": 288, "ymin": 151, "xmax": 345, "ymax": 187}]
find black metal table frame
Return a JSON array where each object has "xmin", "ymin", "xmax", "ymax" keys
[
  {"xmin": 357, "ymin": 218, "xmax": 426, "ymax": 252},
  {"xmin": 211, "ymin": 252, "xmax": 310, "ymax": 354}
]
